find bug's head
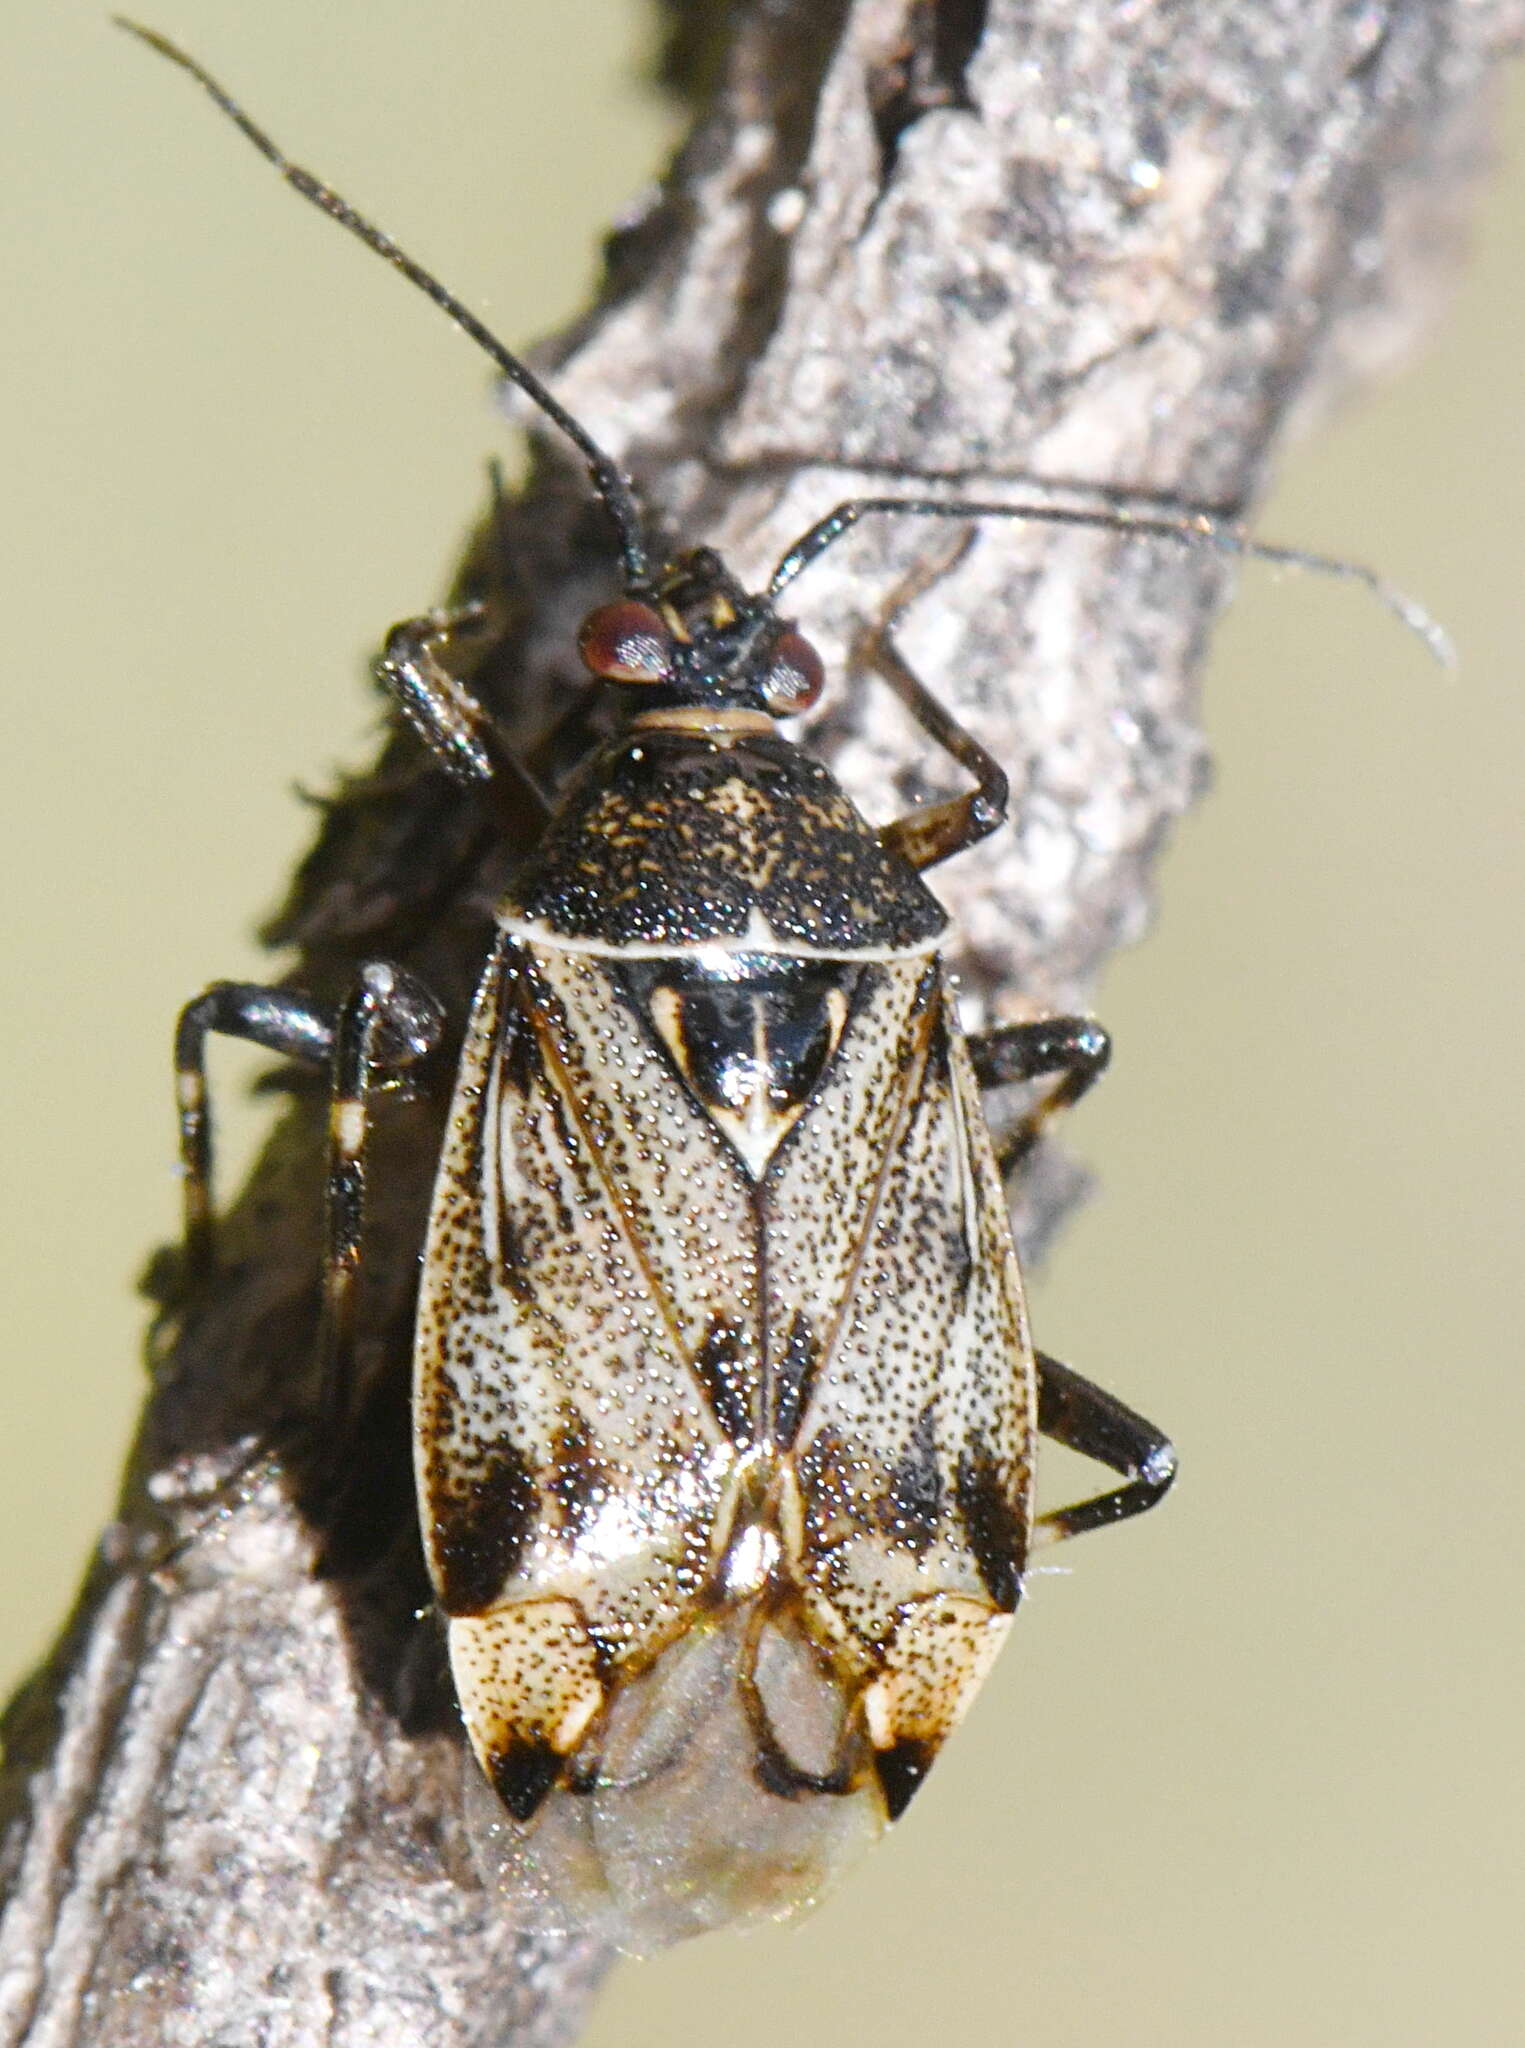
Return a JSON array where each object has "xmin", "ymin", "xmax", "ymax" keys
[{"xmin": 578, "ymin": 548, "xmax": 826, "ymax": 722}]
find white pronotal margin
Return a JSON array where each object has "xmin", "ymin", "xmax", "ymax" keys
[{"xmin": 497, "ymin": 912, "xmax": 946, "ymax": 964}]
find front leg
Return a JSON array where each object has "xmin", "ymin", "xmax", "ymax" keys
[
  {"xmin": 967, "ymin": 1015, "xmax": 1112, "ymax": 1174},
  {"xmin": 376, "ymin": 603, "xmax": 550, "ymax": 825},
  {"xmin": 173, "ymin": 962, "xmax": 442, "ymax": 1432},
  {"xmin": 855, "ymin": 540, "xmax": 1010, "ymax": 873}
]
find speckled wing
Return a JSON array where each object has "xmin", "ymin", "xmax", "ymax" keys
[
  {"xmin": 414, "ymin": 928, "xmax": 1032, "ymax": 1824},
  {"xmin": 759, "ymin": 956, "xmax": 1036, "ymax": 1806},
  {"xmin": 413, "ymin": 930, "xmax": 760, "ymax": 1808}
]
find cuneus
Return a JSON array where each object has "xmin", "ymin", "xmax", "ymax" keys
[{"xmin": 127, "ymin": 21, "xmax": 1444, "ymax": 1958}]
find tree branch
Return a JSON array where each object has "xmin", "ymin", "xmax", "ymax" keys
[{"xmin": 2, "ymin": 2, "xmax": 1517, "ymax": 2043}]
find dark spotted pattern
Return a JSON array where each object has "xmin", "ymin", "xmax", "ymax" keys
[
  {"xmin": 955, "ymin": 1445, "xmax": 1025, "ymax": 1612},
  {"xmin": 691, "ymin": 1316, "xmax": 756, "ymax": 1448},
  {"xmin": 431, "ymin": 1437, "xmax": 537, "ymax": 1616},
  {"xmin": 547, "ymin": 1409, "xmax": 613, "ymax": 1545},
  {"xmin": 498, "ymin": 994, "xmax": 540, "ymax": 1099},
  {"xmin": 886, "ymin": 1400, "xmax": 945, "ymax": 1554},
  {"xmin": 769, "ymin": 1308, "xmax": 819, "ymax": 1450},
  {"xmin": 505, "ymin": 728, "xmax": 946, "ymax": 949},
  {"xmin": 417, "ymin": 934, "xmax": 1035, "ymax": 1846}
]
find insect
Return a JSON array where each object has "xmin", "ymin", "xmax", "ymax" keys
[{"xmin": 124, "ymin": 21, "xmax": 1445, "ymax": 1958}]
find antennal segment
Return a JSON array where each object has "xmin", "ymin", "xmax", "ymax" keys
[
  {"xmin": 115, "ymin": 18, "xmax": 652, "ymax": 589},
  {"xmin": 767, "ymin": 495, "xmax": 1454, "ymax": 669}
]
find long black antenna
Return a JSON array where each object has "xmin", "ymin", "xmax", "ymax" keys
[
  {"xmin": 115, "ymin": 19, "xmax": 652, "ymax": 589},
  {"xmin": 769, "ymin": 495, "xmax": 1453, "ymax": 667}
]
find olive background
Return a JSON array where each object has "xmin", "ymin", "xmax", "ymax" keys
[{"xmin": 4, "ymin": 4, "xmax": 1522, "ymax": 2043}]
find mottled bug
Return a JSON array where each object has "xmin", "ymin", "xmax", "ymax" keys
[{"xmin": 126, "ymin": 22, "xmax": 1448, "ymax": 1957}]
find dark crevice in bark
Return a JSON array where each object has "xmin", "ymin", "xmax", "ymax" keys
[{"xmin": 868, "ymin": 0, "xmax": 989, "ymax": 195}]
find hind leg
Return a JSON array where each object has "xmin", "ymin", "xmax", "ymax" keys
[{"xmin": 1030, "ymin": 1351, "xmax": 1177, "ymax": 1548}]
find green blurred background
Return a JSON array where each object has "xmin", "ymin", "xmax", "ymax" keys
[{"xmin": 4, "ymin": 4, "xmax": 1522, "ymax": 2042}]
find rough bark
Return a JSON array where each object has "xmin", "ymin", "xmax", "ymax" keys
[{"xmin": 1, "ymin": 1, "xmax": 1516, "ymax": 2043}]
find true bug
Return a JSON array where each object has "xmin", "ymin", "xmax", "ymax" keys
[{"xmin": 124, "ymin": 22, "xmax": 1445, "ymax": 1957}]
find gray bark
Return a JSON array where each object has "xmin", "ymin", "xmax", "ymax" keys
[{"xmin": 1, "ymin": 1, "xmax": 1516, "ymax": 2043}]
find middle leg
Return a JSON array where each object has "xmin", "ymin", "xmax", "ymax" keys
[{"xmin": 967, "ymin": 1015, "xmax": 1112, "ymax": 1174}]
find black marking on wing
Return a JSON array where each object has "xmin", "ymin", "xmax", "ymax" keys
[
  {"xmin": 486, "ymin": 1735, "xmax": 563, "ymax": 1823},
  {"xmin": 885, "ymin": 1400, "xmax": 945, "ymax": 1555},
  {"xmin": 492, "ymin": 1204, "xmax": 536, "ymax": 1305},
  {"xmin": 873, "ymin": 1737, "xmax": 938, "ymax": 1821},
  {"xmin": 499, "ymin": 988, "xmax": 541, "ymax": 1099},
  {"xmin": 431, "ymin": 1439, "xmax": 537, "ymax": 1617},
  {"xmin": 547, "ymin": 1409, "xmax": 613, "ymax": 1546},
  {"xmin": 769, "ymin": 1308, "xmax": 820, "ymax": 1450},
  {"xmin": 955, "ymin": 1447, "xmax": 1024, "ymax": 1612},
  {"xmin": 692, "ymin": 1315, "xmax": 756, "ymax": 1446},
  {"xmin": 490, "ymin": 956, "xmax": 584, "ymax": 1284}
]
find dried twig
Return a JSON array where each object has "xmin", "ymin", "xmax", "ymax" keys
[{"xmin": 1, "ymin": 2, "xmax": 1517, "ymax": 2042}]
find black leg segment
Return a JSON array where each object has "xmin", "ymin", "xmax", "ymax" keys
[
  {"xmin": 175, "ymin": 981, "xmax": 341, "ymax": 1280},
  {"xmin": 967, "ymin": 1015, "xmax": 1112, "ymax": 1172},
  {"xmin": 1031, "ymin": 1351, "xmax": 1176, "ymax": 1548}
]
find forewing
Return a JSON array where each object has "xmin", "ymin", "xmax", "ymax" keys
[
  {"xmin": 764, "ymin": 962, "xmax": 1033, "ymax": 1788},
  {"xmin": 415, "ymin": 933, "xmax": 761, "ymax": 1654}
]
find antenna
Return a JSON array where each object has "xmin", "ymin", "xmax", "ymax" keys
[
  {"xmin": 768, "ymin": 494, "xmax": 1454, "ymax": 668},
  {"xmin": 115, "ymin": 19, "xmax": 652, "ymax": 589}
]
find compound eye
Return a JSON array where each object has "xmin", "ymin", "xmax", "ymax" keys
[
  {"xmin": 759, "ymin": 628, "xmax": 825, "ymax": 715},
  {"xmin": 578, "ymin": 600, "xmax": 674, "ymax": 683}
]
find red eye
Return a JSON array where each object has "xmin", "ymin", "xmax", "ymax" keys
[
  {"xmin": 759, "ymin": 628, "xmax": 825, "ymax": 715},
  {"xmin": 578, "ymin": 600, "xmax": 674, "ymax": 683}
]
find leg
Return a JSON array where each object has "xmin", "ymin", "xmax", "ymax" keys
[
  {"xmin": 376, "ymin": 603, "xmax": 550, "ymax": 825},
  {"xmin": 314, "ymin": 963, "xmax": 441, "ymax": 1434},
  {"xmin": 1030, "ymin": 1351, "xmax": 1176, "ymax": 1549},
  {"xmin": 856, "ymin": 538, "xmax": 1010, "ymax": 873},
  {"xmin": 174, "ymin": 963, "xmax": 443, "ymax": 1429},
  {"xmin": 967, "ymin": 1015, "xmax": 1112, "ymax": 1173},
  {"xmin": 175, "ymin": 981, "xmax": 340, "ymax": 1280}
]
